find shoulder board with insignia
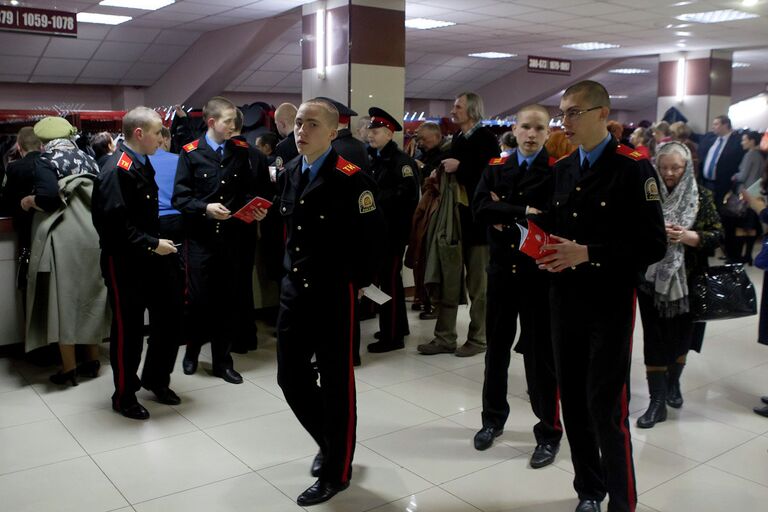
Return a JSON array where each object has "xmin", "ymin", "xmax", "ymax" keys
[
  {"xmin": 616, "ymin": 144, "xmax": 646, "ymax": 161},
  {"xmin": 117, "ymin": 152, "xmax": 133, "ymax": 171},
  {"xmin": 183, "ymin": 140, "xmax": 200, "ymax": 153},
  {"xmin": 488, "ymin": 156, "xmax": 509, "ymax": 166},
  {"xmin": 336, "ymin": 156, "xmax": 360, "ymax": 176},
  {"xmin": 231, "ymin": 139, "xmax": 249, "ymax": 148}
]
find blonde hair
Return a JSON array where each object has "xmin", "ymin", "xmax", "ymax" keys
[
  {"xmin": 203, "ymin": 96, "xmax": 236, "ymax": 121},
  {"xmin": 123, "ymin": 107, "xmax": 161, "ymax": 141}
]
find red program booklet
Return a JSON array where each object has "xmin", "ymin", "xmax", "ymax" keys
[
  {"xmin": 517, "ymin": 220, "xmax": 558, "ymax": 259},
  {"xmin": 232, "ymin": 196, "xmax": 273, "ymax": 223}
]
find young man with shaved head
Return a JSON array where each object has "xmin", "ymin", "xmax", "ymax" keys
[
  {"xmin": 472, "ymin": 104, "xmax": 562, "ymax": 469},
  {"xmin": 272, "ymin": 102, "xmax": 299, "ymax": 169},
  {"xmin": 537, "ymin": 81, "xmax": 666, "ymax": 512},
  {"xmin": 275, "ymin": 98, "xmax": 385, "ymax": 506}
]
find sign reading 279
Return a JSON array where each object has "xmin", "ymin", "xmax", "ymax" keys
[{"xmin": 0, "ymin": 6, "xmax": 77, "ymax": 37}]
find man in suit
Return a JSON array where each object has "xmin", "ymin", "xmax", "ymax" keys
[{"xmin": 698, "ymin": 115, "xmax": 745, "ymax": 260}]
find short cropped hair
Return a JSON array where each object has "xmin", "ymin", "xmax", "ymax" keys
[
  {"xmin": 203, "ymin": 96, "xmax": 236, "ymax": 121},
  {"xmin": 123, "ymin": 107, "xmax": 161, "ymax": 141},
  {"xmin": 417, "ymin": 121, "xmax": 442, "ymax": 135},
  {"xmin": 744, "ymin": 130, "xmax": 761, "ymax": 146},
  {"xmin": 607, "ymin": 120, "xmax": 624, "ymax": 141},
  {"xmin": 517, "ymin": 104, "xmax": 550, "ymax": 120},
  {"xmin": 669, "ymin": 121, "xmax": 691, "ymax": 140},
  {"xmin": 714, "ymin": 115, "xmax": 732, "ymax": 129},
  {"xmin": 17, "ymin": 126, "xmax": 41, "ymax": 152},
  {"xmin": 257, "ymin": 133, "xmax": 279, "ymax": 151},
  {"xmin": 500, "ymin": 131, "xmax": 515, "ymax": 148},
  {"xmin": 303, "ymin": 98, "xmax": 339, "ymax": 128},
  {"xmin": 234, "ymin": 108, "xmax": 244, "ymax": 132},
  {"xmin": 562, "ymin": 80, "xmax": 611, "ymax": 109},
  {"xmin": 456, "ymin": 91, "xmax": 484, "ymax": 122},
  {"xmin": 160, "ymin": 126, "xmax": 171, "ymax": 139},
  {"xmin": 275, "ymin": 102, "xmax": 298, "ymax": 124}
]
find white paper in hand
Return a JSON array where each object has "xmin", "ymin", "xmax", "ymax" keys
[{"xmin": 361, "ymin": 285, "xmax": 391, "ymax": 305}]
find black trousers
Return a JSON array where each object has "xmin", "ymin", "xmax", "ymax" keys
[
  {"xmin": 184, "ymin": 227, "xmax": 251, "ymax": 369},
  {"xmin": 482, "ymin": 269, "xmax": 562, "ymax": 445},
  {"xmin": 277, "ymin": 277, "xmax": 357, "ymax": 485},
  {"xmin": 231, "ymin": 223, "xmax": 259, "ymax": 352},
  {"xmin": 102, "ymin": 251, "xmax": 182, "ymax": 407},
  {"xmin": 637, "ymin": 288, "xmax": 694, "ymax": 366},
  {"xmin": 551, "ymin": 280, "xmax": 637, "ymax": 512},
  {"xmin": 377, "ymin": 244, "xmax": 409, "ymax": 341}
]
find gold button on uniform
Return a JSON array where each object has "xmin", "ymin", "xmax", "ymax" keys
[{"xmin": 601, "ymin": 201, "xmax": 606, "ymax": 206}]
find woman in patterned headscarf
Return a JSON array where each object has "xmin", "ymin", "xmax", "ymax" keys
[{"xmin": 636, "ymin": 141, "xmax": 723, "ymax": 429}]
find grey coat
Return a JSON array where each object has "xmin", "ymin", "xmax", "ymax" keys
[{"xmin": 25, "ymin": 174, "xmax": 110, "ymax": 351}]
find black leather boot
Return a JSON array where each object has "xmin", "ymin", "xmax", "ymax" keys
[
  {"xmin": 666, "ymin": 362, "xmax": 685, "ymax": 409},
  {"xmin": 637, "ymin": 371, "xmax": 667, "ymax": 429}
]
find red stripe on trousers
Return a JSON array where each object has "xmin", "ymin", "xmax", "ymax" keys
[
  {"xmin": 554, "ymin": 387, "xmax": 563, "ymax": 433},
  {"xmin": 619, "ymin": 290, "xmax": 638, "ymax": 512},
  {"xmin": 342, "ymin": 282, "xmax": 356, "ymax": 483},
  {"xmin": 390, "ymin": 254, "xmax": 398, "ymax": 340},
  {"xmin": 108, "ymin": 256, "xmax": 126, "ymax": 405}
]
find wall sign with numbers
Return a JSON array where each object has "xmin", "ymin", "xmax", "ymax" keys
[
  {"xmin": 0, "ymin": 6, "xmax": 77, "ymax": 38},
  {"xmin": 527, "ymin": 56, "xmax": 571, "ymax": 75}
]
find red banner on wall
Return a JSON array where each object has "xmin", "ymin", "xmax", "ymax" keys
[{"xmin": 0, "ymin": 6, "xmax": 77, "ymax": 38}]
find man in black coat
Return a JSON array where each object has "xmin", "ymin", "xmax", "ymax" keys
[
  {"xmin": 537, "ymin": 81, "xmax": 666, "ymax": 512},
  {"xmin": 365, "ymin": 107, "xmax": 419, "ymax": 353},
  {"xmin": 472, "ymin": 105, "xmax": 561, "ymax": 469},
  {"xmin": 1, "ymin": 127, "xmax": 41, "ymax": 256},
  {"xmin": 272, "ymin": 102, "xmax": 299, "ymax": 170},
  {"xmin": 276, "ymin": 98, "xmax": 385, "ymax": 506}
]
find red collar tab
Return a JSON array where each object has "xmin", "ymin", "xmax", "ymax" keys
[
  {"xmin": 336, "ymin": 156, "xmax": 361, "ymax": 176},
  {"xmin": 371, "ymin": 116, "xmax": 396, "ymax": 132},
  {"xmin": 616, "ymin": 144, "xmax": 646, "ymax": 161},
  {"xmin": 183, "ymin": 140, "xmax": 200, "ymax": 153},
  {"xmin": 117, "ymin": 152, "xmax": 133, "ymax": 171},
  {"xmin": 488, "ymin": 156, "xmax": 508, "ymax": 166},
  {"xmin": 548, "ymin": 156, "xmax": 557, "ymax": 167}
]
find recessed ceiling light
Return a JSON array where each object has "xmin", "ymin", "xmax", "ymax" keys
[
  {"xmin": 732, "ymin": 62, "xmax": 751, "ymax": 68},
  {"xmin": 674, "ymin": 31, "xmax": 692, "ymax": 36},
  {"xmin": 100, "ymin": 0, "xmax": 174, "ymax": 9},
  {"xmin": 562, "ymin": 42, "xmax": 620, "ymax": 50},
  {"xmin": 609, "ymin": 95, "xmax": 628, "ymax": 99},
  {"xmin": 609, "ymin": 68, "xmax": 651, "ymax": 74},
  {"xmin": 742, "ymin": 0, "xmax": 759, "ymax": 7},
  {"xmin": 671, "ymin": 1, "xmax": 695, "ymax": 6},
  {"xmin": 10, "ymin": 0, "xmax": 19, "ymax": 5},
  {"xmin": 76, "ymin": 12, "xmax": 132, "ymax": 25},
  {"xmin": 677, "ymin": 42, "xmax": 687, "ymax": 47},
  {"xmin": 676, "ymin": 9, "xmax": 759, "ymax": 23},
  {"xmin": 666, "ymin": 23, "xmax": 692, "ymax": 28},
  {"xmin": 468, "ymin": 52, "xmax": 517, "ymax": 58},
  {"xmin": 405, "ymin": 18, "xmax": 456, "ymax": 30}
]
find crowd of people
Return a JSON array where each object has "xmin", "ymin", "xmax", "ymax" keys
[{"xmin": 0, "ymin": 80, "xmax": 767, "ymax": 511}]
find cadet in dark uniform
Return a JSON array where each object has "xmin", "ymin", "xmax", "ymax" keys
[
  {"xmin": 172, "ymin": 96, "xmax": 267, "ymax": 384},
  {"xmin": 272, "ymin": 102, "xmax": 299, "ymax": 170},
  {"xmin": 92, "ymin": 107, "xmax": 183, "ymax": 420},
  {"xmin": 365, "ymin": 108, "xmax": 419, "ymax": 353},
  {"xmin": 537, "ymin": 81, "xmax": 666, "ymax": 512},
  {"xmin": 317, "ymin": 97, "xmax": 369, "ymax": 171},
  {"xmin": 472, "ymin": 105, "xmax": 562, "ymax": 469},
  {"xmin": 276, "ymin": 99, "xmax": 385, "ymax": 506}
]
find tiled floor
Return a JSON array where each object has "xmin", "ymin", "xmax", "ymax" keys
[{"xmin": 1, "ymin": 265, "xmax": 768, "ymax": 512}]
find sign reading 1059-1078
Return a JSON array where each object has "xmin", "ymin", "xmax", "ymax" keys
[{"xmin": 0, "ymin": 6, "xmax": 77, "ymax": 37}]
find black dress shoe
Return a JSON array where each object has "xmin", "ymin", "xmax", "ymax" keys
[
  {"xmin": 754, "ymin": 405, "xmax": 768, "ymax": 417},
  {"xmin": 146, "ymin": 386, "xmax": 181, "ymax": 405},
  {"xmin": 296, "ymin": 479, "xmax": 349, "ymax": 506},
  {"xmin": 49, "ymin": 368, "xmax": 78, "ymax": 386},
  {"xmin": 112, "ymin": 400, "xmax": 150, "ymax": 420},
  {"xmin": 367, "ymin": 339, "xmax": 404, "ymax": 353},
  {"xmin": 76, "ymin": 360, "xmax": 101, "ymax": 379},
  {"xmin": 310, "ymin": 452, "xmax": 324, "ymax": 477},
  {"xmin": 575, "ymin": 499, "xmax": 601, "ymax": 512},
  {"xmin": 473, "ymin": 426, "xmax": 502, "ymax": 451},
  {"xmin": 761, "ymin": 396, "xmax": 768, "ymax": 405},
  {"xmin": 530, "ymin": 443, "xmax": 559, "ymax": 469},
  {"xmin": 213, "ymin": 367, "xmax": 243, "ymax": 384},
  {"xmin": 373, "ymin": 331, "xmax": 381, "ymax": 340},
  {"xmin": 182, "ymin": 355, "xmax": 198, "ymax": 375}
]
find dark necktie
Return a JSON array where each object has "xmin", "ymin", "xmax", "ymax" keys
[
  {"xmin": 296, "ymin": 169, "xmax": 310, "ymax": 196},
  {"xmin": 216, "ymin": 146, "xmax": 224, "ymax": 160},
  {"xmin": 580, "ymin": 157, "xmax": 590, "ymax": 177},
  {"xmin": 520, "ymin": 160, "xmax": 528, "ymax": 172}
]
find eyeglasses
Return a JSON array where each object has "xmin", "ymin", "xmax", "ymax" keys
[{"xmin": 552, "ymin": 106, "xmax": 603, "ymax": 122}]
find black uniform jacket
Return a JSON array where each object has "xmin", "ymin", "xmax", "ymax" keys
[
  {"xmin": 273, "ymin": 132, "xmax": 299, "ymax": 169},
  {"xmin": 367, "ymin": 140, "xmax": 419, "ymax": 248},
  {"xmin": 278, "ymin": 148, "xmax": 386, "ymax": 290},
  {"xmin": 92, "ymin": 145, "xmax": 160, "ymax": 257},
  {"xmin": 473, "ymin": 148, "xmax": 555, "ymax": 272},
  {"xmin": 540, "ymin": 138, "xmax": 666, "ymax": 285},
  {"xmin": 333, "ymin": 128, "xmax": 369, "ymax": 171},
  {"xmin": 172, "ymin": 135, "xmax": 262, "ymax": 238},
  {"xmin": 1, "ymin": 151, "xmax": 39, "ymax": 248}
]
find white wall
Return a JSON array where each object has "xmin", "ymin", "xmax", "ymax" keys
[{"xmin": 729, "ymin": 94, "xmax": 768, "ymax": 132}]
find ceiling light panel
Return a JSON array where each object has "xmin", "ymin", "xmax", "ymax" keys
[
  {"xmin": 99, "ymin": 0, "xmax": 175, "ymax": 9},
  {"xmin": 562, "ymin": 42, "xmax": 620, "ymax": 50},
  {"xmin": 76, "ymin": 13, "xmax": 132, "ymax": 25},
  {"xmin": 405, "ymin": 18, "xmax": 456, "ymax": 30},
  {"xmin": 676, "ymin": 9, "xmax": 759, "ymax": 23},
  {"xmin": 468, "ymin": 52, "xmax": 516, "ymax": 58},
  {"xmin": 609, "ymin": 68, "xmax": 651, "ymax": 74}
]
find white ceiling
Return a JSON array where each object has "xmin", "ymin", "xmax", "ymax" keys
[{"xmin": 0, "ymin": 0, "xmax": 765, "ymax": 112}]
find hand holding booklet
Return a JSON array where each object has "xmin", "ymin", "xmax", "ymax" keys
[
  {"xmin": 361, "ymin": 285, "xmax": 391, "ymax": 305},
  {"xmin": 232, "ymin": 196, "xmax": 273, "ymax": 223},
  {"xmin": 516, "ymin": 220, "xmax": 559, "ymax": 259}
]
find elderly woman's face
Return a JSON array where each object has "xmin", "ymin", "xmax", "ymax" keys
[{"xmin": 657, "ymin": 152, "xmax": 687, "ymax": 190}]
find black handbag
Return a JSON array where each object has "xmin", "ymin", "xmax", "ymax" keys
[
  {"xmin": 721, "ymin": 191, "xmax": 748, "ymax": 219},
  {"xmin": 690, "ymin": 264, "xmax": 757, "ymax": 322}
]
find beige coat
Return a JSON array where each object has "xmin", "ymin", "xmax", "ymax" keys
[{"xmin": 25, "ymin": 174, "xmax": 110, "ymax": 351}]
